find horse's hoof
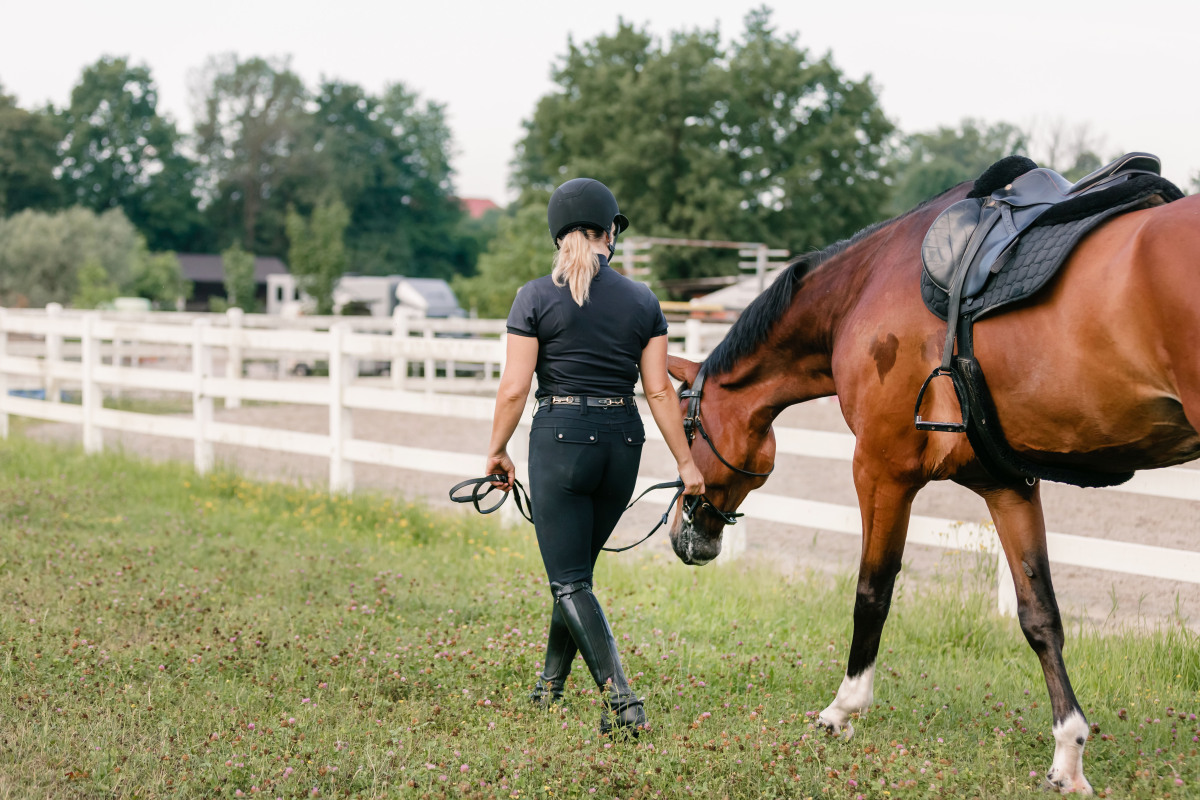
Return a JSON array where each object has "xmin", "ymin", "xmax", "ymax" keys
[
  {"xmin": 816, "ymin": 716, "xmax": 854, "ymax": 740},
  {"xmin": 1043, "ymin": 767, "xmax": 1093, "ymax": 795}
]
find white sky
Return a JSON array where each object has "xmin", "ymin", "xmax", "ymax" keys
[{"xmin": 2, "ymin": 0, "xmax": 1198, "ymax": 205}]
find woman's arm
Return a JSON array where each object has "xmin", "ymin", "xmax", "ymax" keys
[
  {"xmin": 639, "ymin": 335, "xmax": 705, "ymax": 496},
  {"xmin": 485, "ymin": 333, "xmax": 539, "ymax": 489}
]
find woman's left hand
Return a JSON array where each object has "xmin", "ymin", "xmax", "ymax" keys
[{"xmin": 485, "ymin": 452, "xmax": 516, "ymax": 491}]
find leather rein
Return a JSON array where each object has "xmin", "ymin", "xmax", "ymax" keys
[
  {"xmin": 677, "ymin": 364, "xmax": 774, "ymax": 526},
  {"xmin": 449, "ymin": 363, "xmax": 771, "ymax": 550}
]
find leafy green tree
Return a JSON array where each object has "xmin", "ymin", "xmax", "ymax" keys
[
  {"xmin": 286, "ymin": 196, "xmax": 350, "ymax": 315},
  {"xmin": 126, "ymin": 245, "xmax": 190, "ymax": 308},
  {"xmin": 513, "ymin": 10, "xmax": 894, "ymax": 281},
  {"xmin": 57, "ymin": 56, "xmax": 205, "ymax": 251},
  {"xmin": 71, "ymin": 258, "xmax": 119, "ymax": 309},
  {"xmin": 0, "ymin": 83, "xmax": 64, "ymax": 215},
  {"xmin": 888, "ymin": 118, "xmax": 1029, "ymax": 213},
  {"xmin": 193, "ymin": 54, "xmax": 311, "ymax": 256},
  {"xmin": 302, "ymin": 80, "xmax": 467, "ymax": 279},
  {"xmin": 0, "ymin": 207, "xmax": 140, "ymax": 306},
  {"xmin": 451, "ymin": 202, "xmax": 555, "ymax": 318},
  {"xmin": 221, "ymin": 243, "xmax": 257, "ymax": 311}
]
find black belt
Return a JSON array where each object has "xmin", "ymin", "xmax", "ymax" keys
[{"xmin": 538, "ymin": 395, "xmax": 634, "ymax": 408}]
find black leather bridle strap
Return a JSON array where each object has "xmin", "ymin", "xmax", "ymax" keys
[
  {"xmin": 681, "ymin": 365, "xmax": 775, "ymax": 479},
  {"xmin": 448, "ymin": 475, "xmax": 534, "ymax": 524}
]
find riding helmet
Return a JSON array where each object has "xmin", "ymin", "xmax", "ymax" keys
[{"xmin": 546, "ymin": 178, "xmax": 629, "ymax": 248}]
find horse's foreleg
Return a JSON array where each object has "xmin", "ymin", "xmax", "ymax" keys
[
  {"xmin": 981, "ymin": 483, "xmax": 1092, "ymax": 795},
  {"xmin": 818, "ymin": 469, "xmax": 917, "ymax": 738}
]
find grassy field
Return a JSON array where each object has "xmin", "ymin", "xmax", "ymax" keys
[{"xmin": 1, "ymin": 433, "xmax": 1197, "ymax": 799}]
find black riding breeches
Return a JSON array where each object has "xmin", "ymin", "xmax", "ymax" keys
[{"xmin": 527, "ymin": 402, "xmax": 645, "ymax": 586}]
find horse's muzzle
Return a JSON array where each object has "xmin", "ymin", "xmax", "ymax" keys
[{"xmin": 669, "ymin": 517, "xmax": 721, "ymax": 566}]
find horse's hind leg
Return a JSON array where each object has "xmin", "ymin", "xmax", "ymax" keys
[
  {"xmin": 980, "ymin": 482, "xmax": 1092, "ymax": 795},
  {"xmin": 818, "ymin": 468, "xmax": 918, "ymax": 737}
]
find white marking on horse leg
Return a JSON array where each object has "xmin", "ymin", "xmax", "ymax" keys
[
  {"xmin": 817, "ymin": 665, "xmax": 875, "ymax": 738},
  {"xmin": 1045, "ymin": 710, "xmax": 1093, "ymax": 794}
]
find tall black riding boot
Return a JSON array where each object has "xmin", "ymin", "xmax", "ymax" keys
[
  {"xmin": 551, "ymin": 581, "xmax": 647, "ymax": 737},
  {"xmin": 530, "ymin": 603, "xmax": 577, "ymax": 707}
]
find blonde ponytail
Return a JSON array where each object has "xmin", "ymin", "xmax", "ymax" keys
[{"xmin": 552, "ymin": 228, "xmax": 605, "ymax": 306}]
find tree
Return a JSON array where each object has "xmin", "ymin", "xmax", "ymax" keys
[
  {"xmin": 0, "ymin": 207, "xmax": 141, "ymax": 306},
  {"xmin": 126, "ymin": 245, "xmax": 190, "ymax": 308},
  {"xmin": 0, "ymin": 83, "xmax": 64, "ymax": 215},
  {"xmin": 221, "ymin": 243, "xmax": 257, "ymax": 311},
  {"xmin": 303, "ymin": 80, "xmax": 468, "ymax": 278},
  {"xmin": 451, "ymin": 202, "xmax": 556, "ymax": 318},
  {"xmin": 192, "ymin": 54, "xmax": 311, "ymax": 256},
  {"xmin": 888, "ymin": 119, "xmax": 1029, "ymax": 213},
  {"xmin": 1026, "ymin": 118, "xmax": 1106, "ymax": 182},
  {"xmin": 286, "ymin": 196, "xmax": 349, "ymax": 315},
  {"xmin": 512, "ymin": 10, "xmax": 894, "ymax": 281},
  {"xmin": 58, "ymin": 56, "xmax": 205, "ymax": 251},
  {"xmin": 72, "ymin": 259, "xmax": 119, "ymax": 309},
  {"xmin": 1190, "ymin": 171, "xmax": 1199, "ymax": 196}
]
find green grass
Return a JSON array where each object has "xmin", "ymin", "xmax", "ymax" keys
[{"xmin": 0, "ymin": 435, "xmax": 1196, "ymax": 799}]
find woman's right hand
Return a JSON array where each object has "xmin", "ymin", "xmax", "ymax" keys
[
  {"xmin": 678, "ymin": 459, "xmax": 705, "ymax": 496},
  {"xmin": 485, "ymin": 452, "xmax": 516, "ymax": 492}
]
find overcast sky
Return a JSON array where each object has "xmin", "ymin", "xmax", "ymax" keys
[{"xmin": 3, "ymin": 1, "xmax": 1197, "ymax": 206}]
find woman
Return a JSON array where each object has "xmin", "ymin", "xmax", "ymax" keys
[{"xmin": 485, "ymin": 177, "xmax": 705, "ymax": 737}]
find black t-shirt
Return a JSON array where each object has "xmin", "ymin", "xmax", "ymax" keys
[{"xmin": 506, "ymin": 256, "xmax": 669, "ymax": 399}]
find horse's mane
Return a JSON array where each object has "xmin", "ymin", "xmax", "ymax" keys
[{"xmin": 703, "ymin": 186, "xmax": 967, "ymax": 377}]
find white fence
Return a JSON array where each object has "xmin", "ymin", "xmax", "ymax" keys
[{"xmin": 2, "ymin": 306, "xmax": 1198, "ymax": 617}]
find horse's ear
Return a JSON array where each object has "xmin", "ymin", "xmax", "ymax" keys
[{"xmin": 667, "ymin": 355, "xmax": 700, "ymax": 385}]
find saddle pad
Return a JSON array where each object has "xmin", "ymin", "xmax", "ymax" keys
[{"xmin": 921, "ymin": 174, "xmax": 1182, "ymax": 322}]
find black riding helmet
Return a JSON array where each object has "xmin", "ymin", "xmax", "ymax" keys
[{"xmin": 546, "ymin": 178, "xmax": 630, "ymax": 249}]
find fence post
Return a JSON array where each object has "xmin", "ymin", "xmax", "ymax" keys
[
  {"xmin": 225, "ymin": 307, "xmax": 244, "ymax": 409},
  {"xmin": 391, "ymin": 307, "xmax": 410, "ymax": 390},
  {"xmin": 997, "ymin": 548, "xmax": 1018, "ymax": 617},
  {"xmin": 45, "ymin": 302, "xmax": 63, "ymax": 403},
  {"xmin": 717, "ymin": 520, "xmax": 747, "ymax": 565},
  {"xmin": 329, "ymin": 323, "xmax": 355, "ymax": 493},
  {"xmin": 423, "ymin": 322, "xmax": 435, "ymax": 394},
  {"xmin": 685, "ymin": 318, "xmax": 703, "ymax": 360},
  {"xmin": 756, "ymin": 245, "xmax": 769, "ymax": 293},
  {"xmin": 0, "ymin": 308, "xmax": 8, "ymax": 439},
  {"xmin": 81, "ymin": 313, "xmax": 102, "ymax": 454},
  {"xmin": 192, "ymin": 318, "xmax": 214, "ymax": 474}
]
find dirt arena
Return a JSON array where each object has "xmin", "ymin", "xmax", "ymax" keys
[{"xmin": 23, "ymin": 393, "xmax": 1199, "ymax": 632}]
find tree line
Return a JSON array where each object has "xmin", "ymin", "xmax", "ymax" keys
[{"xmin": 3, "ymin": 8, "xmax": 1192, "ymax": 315}]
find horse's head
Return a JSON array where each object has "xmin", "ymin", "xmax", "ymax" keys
[{"xmin": 666, "ymin": 354, "xmax": 776, "ymax": 566}]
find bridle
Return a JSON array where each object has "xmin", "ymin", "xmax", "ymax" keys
[{"xmin": 677, "ymin": 364, "xmax": 774, "ymax": 526}]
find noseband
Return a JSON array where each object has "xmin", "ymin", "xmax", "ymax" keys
[{"xmin": 678, "ymin": 364, "xmax": 774, "ymax": 525}]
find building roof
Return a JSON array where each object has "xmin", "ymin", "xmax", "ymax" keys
[
  {"xmin": 459, "ymin": 197, "xmax": 501, "ymax": 219},
  {"xmin": 691, "ymin": 269, "xmax": 787, "ymax": 311},
  {"xmin": 178, "ymin": 253, "xmax": 289, "ymax": 284}
]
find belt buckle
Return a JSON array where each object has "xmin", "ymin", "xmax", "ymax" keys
[
  {"xmin": 597, "ymin": 397, "xmax": 624, "ymax": 406},
  {"xmin": 552, "ymin": 395, "xmax": 574, "ymax": 405}
]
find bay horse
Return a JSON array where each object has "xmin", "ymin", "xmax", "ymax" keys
[{"xmin": 665, "ymin": 184, "xmax": 1200, "ymax": 794}]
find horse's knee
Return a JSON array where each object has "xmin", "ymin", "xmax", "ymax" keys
[{"xmin": 1016, "ymin": 598, "xmax": 1064, "ymax": 655}]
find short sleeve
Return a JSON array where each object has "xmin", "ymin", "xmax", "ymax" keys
[
  {"xmin": 506, "ymin": 283, "xmax": 538, "ymax": 337},
  {"xmin": 649, "ymin": 301, "xmax": 668, "ymax": 338}
]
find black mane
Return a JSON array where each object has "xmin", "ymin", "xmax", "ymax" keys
[{"xmin": 703, "ymin": 186, "xmax": 968, "ymax": 378}]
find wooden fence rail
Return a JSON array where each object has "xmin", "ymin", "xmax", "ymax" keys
[{"xmin": 2, "ymin": 307, "xmax": 1197, "ymax": 617}]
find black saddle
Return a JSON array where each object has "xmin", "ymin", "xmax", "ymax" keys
[
  {"xmin": 914, "ymin": 152, "xmax": 1183, "ymax": 489},
  {"xmin": 922, "ymin": 152, "xmax": 1162, "ymax": 300}
]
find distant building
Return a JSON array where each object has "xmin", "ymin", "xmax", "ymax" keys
[
  {"xmin": 266, "ymin": 273, "xmax": 465, "ymax": 319},
  {"xmin": 459, "ymin": 197, "xmax": 501, "ymax": 219},
  {"xmin": 177, "ymin": 253, "xmax": 289, "ymax": 311}
]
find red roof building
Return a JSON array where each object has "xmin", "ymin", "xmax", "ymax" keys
[{"xmin": 459, "ymin": 197, "xmax": 501, "ymax": 219}]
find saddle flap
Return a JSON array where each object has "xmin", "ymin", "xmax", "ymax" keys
[{"xmin": 921, "ymin": 198, "xmax": 984, "ymax": 293}]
